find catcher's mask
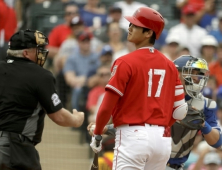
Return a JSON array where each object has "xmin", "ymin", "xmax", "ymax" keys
[
  {"xmin": 182, "ymin": 58, "xmax": 209, "ymax": 99},
  {"xmin": 9, "ymin": 29, "xmax": 49, "ymax": 67}
]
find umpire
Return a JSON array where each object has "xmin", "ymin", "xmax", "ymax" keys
[{"xmin": 0, "ymin": 29, "xmax": 84, "ymax": 170}]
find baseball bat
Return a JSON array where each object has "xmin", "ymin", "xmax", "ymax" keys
[{"xmin": 90, "ymin": 135, "xmax": 102, "ymax": 170}]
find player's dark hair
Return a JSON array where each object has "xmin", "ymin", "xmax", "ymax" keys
[{"xmin": 143, "ymin": 28, "xmax": 156, "ymax": 45}]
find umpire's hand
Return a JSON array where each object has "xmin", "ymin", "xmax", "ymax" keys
[
  {"xmin": 72, "ymin": 109, "xmax": 84, "ymax": 127},
  {"xmin": 48, "ymin": 108, "xmax": 84, "ymax": 128}
]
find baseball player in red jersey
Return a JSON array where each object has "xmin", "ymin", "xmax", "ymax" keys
[{"xmin": 90, "ymin": 7, "xmax": 188, "ymax": 170}]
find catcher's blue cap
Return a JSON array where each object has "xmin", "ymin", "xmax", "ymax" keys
[{"xmin": 173, "ymin": 55, "xmax": 194, "ymax": 71}]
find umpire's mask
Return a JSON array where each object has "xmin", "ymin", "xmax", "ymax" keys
[
  {"xmin": 34, "ymin": 31, "xmax": 49, "ymax": 67},
  {"xmin": 9, "ymin": 29, "xmax": 49, "ymax": 67}
]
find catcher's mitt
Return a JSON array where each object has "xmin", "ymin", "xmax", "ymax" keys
[{"xmin": 179, "ymin": 104, "xmax": 205, "ymax": 130}]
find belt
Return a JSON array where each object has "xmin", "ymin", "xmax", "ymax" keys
[
  {"xmin": 167, "ymin": 163, "xmax": 182, "ymax": 169},
  {"xmin": 128, "ymin": 123, "xmax": 158, "ymax": 127},
  {"xmin": 0, "ymin": 131, "xmax": 37, "ymax": 146}
]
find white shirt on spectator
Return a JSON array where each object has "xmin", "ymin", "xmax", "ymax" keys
[
  {"xmin": 114, "ymin": 1, "xmax": 147, "ymax": 31},
  {"xmin": 167, "ymin": 23, "xmax": 207, "ymax": 57},
  {"xmin": 112, "ymin": 48, "xmax": 129, "ymax": 64}
]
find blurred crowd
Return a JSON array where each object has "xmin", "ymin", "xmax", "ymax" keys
[{"xmin": 1, "ymin": 0, "xmax": 222, "ymax": 169}]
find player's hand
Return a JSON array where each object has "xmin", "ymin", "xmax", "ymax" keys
[
  {"xmin": 90, "ymin": 135, "xmax": 102, "ymax": 153},
  {"xmin": 72, "ymin": 109, "xmax": 84, "ymax": 127},
  {"xmin": 87, "ymin": 122, "xmax": 108, "ymax": 136},
  {"xmin": 87, "ymin": 122, "xmax": 96, "ymax": 136}
]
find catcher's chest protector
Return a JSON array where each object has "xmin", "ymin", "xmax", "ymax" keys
[{"xmin": 170, "ymin": 96, "xmax": 211, "ymax": 158}]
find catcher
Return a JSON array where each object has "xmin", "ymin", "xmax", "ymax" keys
[{"xmin": 165, "ymin": 55, "xmax": 221, "ymax": 170}]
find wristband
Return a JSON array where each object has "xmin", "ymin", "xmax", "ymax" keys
[{"xmin": 201, "ymin": 121, "xmax": 212, "ymax": 135}]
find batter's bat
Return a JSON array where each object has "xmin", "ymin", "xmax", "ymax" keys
[{"xmin": 90, "ymin": 135, "xmax": 102, "ymax": 170}]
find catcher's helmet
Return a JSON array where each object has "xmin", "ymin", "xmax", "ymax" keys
[
  {"xmin": 124, "ymin": 7, "xmax": 164, "ymax": 39},
  {"xmin": 174, "ymin": 55, "xmax": 209, "ymax": 99}
]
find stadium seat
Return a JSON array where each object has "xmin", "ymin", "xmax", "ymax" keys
[{"xmin": 28, "ymin": 1, "xmax": 65, "ymax": 36}]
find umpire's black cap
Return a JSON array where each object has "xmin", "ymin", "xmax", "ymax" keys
[{"xmin": 9, "ymin": 29, "xmax": 48, "ymax": 50}]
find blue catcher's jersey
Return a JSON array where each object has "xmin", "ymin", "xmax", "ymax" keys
[{"xmin": 168, "ymin": 94, "xmax": 220, "ymax": 166}]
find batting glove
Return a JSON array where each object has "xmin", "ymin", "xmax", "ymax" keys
[{"xmin": 90, "ymin": 135, "xmax": 102, "ymax": 153}]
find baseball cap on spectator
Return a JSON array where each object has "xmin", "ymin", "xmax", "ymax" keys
[
  {"xmin": 203, "ymin": 152, "xmax": 221, "ymax": 165},
  {"xmin": 166, "ymin": 34, "xmax": 180, "ymax": 45},
  {"xmin": 76, "ymin": 31, "xmax": 93, "ymax": 41},
  {"xmin": 200, "ymin": 35, "xmax": 218, "ymax": 47},
  {"xmin": 100, "ymin": 45, "xmax": 113, "ymax": 56},
  {"xmin": 70, "ymin": 16, "xmax": 84, "ymax": 27},
  {"xmin": 109, "ymin": 5, "xmax": 122, "ymax": 14},
  {"xmin": 182, "ymin": 5, "xmax": 197, "ymax": 15}
]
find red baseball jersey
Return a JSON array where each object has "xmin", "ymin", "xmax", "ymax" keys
[{"xmin": 106, "ymin": 47, "xmax": 184, "ymax": 127}]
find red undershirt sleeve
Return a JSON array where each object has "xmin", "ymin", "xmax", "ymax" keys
[{"xmin": 94, "ymin": 89, "xmax": 120, "ymax": 135}]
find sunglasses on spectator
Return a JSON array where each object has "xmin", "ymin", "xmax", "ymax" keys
[
  {"xmin": 65, "ymin": 12, "xmax": 78, "ymax": 16},
  {"xmin": 97, "ymin": 73, "xmax": 111, "ymax": 77}
]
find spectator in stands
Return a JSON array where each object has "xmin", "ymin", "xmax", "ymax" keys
[
  {"xmin": 177, "ymin": 0, "xmax": 218, "ymax": 31},
  {"xmin": 53, "ymin": 16, "xmax": 87, "ymax": 108},
  {"xmin": 94, "ymin": 5, "xmax": 127, "ymax": 43},
  {"xmin": 54, "ymin": 16, "xmax": 102, "ymax": 73},
  {"xmin": 87, "ymin": 65, "xmax": 111, "ymax": 122},
  {"xmin": 99, "ymin": 45, "xmax": 113, "ymax": 66},
  {"xmin": 154, "ymin": 29, "xmax": 168, "ymax": 51},
  {"xmin": 195, "ymin": 0, "xmax": 217, "ymax": 31},
  {"xmin": 106, "ymin": 22, "xmax": 128, "ymax": 62},
  {"xmin": 176, "ymin": 0, "xmax": 204, "ymax": 12},
  {"xmin": 54, "ymin": 16, "xmax": 86, "ymax": 74},
  {"xmin": 47, "ymin": 2, "xmax": 79, "ymax": 58},
  {"xmin": 216, "ymin": 86, "xmax": 222, "ymax": 128},
  {"xmin": 200, "ymin": 35, "xmax": 218, "ymax": 64},
  {"xmin": 162, "ymin": 34, "xmax": 181, "ymax": 61},
  {"xmin": 202, "ymin": 76, "xmax": 217, "ymax": 100},
  {"xmin": 87, "ymin": 45, "xmax": 113, "ymax": 90},
  {"xmin": 114, "ymin": 0, "xmax": 147, "ymax": 31},
  {"xmin": 188, "ymin": 150, "xmax": 222, "ymax": 170},
  {"xmin": 209, "ymin": 11, "xmax": 222, "ymax": 44},
  {"xmin": 178, "ymin": 46, "xmax": 191, "ymax": 56},
  {"xmin": 209, "ymin": 44, "xmax": 222, "ymax": 87},
  {"xmin": 107, "ymin": 6, "xmax": 123, "ymax": 25},
  {"xmin": 63, "ymin": 31, "xmax": 100, "ymax": 110},
  {"xmin": 167, "ymin": 4, "xmax": 207, "ymax": 57},
  {"xmin": 0, "ymin": 0, "xmax": 17, "ymax": 60},
  {"xmin": 79, "ymin": 0, "xmax": 107, "ymax": 29}
]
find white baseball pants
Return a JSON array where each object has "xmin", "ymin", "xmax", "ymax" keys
[{"xmin": 112, "ymin": 124, "xmax": 171, "ymax": 170}]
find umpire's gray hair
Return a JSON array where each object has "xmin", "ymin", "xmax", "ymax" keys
[{"xmin": 7, "ymin": 49, "xmax": 24, "ymax": 58}]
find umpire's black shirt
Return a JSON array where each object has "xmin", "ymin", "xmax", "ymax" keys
[{"xmin": 0, "ymin": 56, "xmax": 63, "ymax": 144}]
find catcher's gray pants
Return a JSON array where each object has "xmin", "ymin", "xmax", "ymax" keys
[{"xmin": 165, "ymin": 165, "xmax": 183, "ymax": 170}]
